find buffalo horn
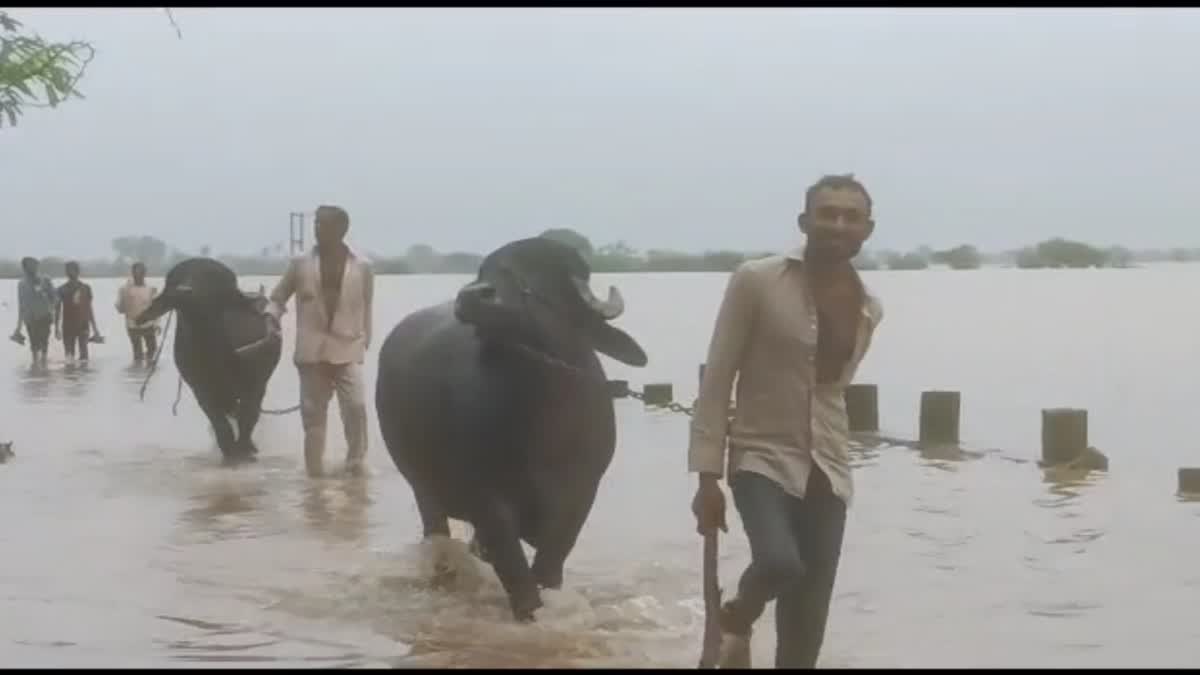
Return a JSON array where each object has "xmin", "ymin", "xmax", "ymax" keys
[{"xmin": 571, "ymin": 276, "xmax": 624, "ymax": 320}]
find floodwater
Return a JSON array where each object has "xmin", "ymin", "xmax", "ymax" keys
[{"xmin": 2, "ymin": 265, "xmax": 1200, "ymax": 668}]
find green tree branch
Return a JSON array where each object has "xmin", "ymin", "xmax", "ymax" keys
[
  {"xmin": 0, "ymin": 11, "xmax": 95, "ymax": 128},
  {"xmin": 0, "ymin": 9, "xmax": 179, "ymax": 129}
]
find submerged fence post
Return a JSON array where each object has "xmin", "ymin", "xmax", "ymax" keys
[
  {"xmin": 844, "ymin": 383, "xmax": 879, "ymax": 433},
  {"xmin": 919, "ymin": 390, "xmax": 960, "ymax": 445},
  {"xmin": 607, "ymin": 379, "xmax": 629, "ymax": 399},
  {"xmin": 1041, "ymin": 408, "xmax": 1088, "ymax": 465},
  {"xmin": 1179, "ymin": 468, "xmax": 1200, "ymax": 494}
]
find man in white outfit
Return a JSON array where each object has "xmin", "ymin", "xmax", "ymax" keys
[
  {"xmin": 115, "ymin": 261, "xmax": 160, "ymax": 363},
  {"xmin": 268, "ymin": 204, "xmax": 375, "ymax": 477}
]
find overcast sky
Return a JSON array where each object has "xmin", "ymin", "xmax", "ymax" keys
[{"xmin": 4, "ymin": 7, "xmax": 1199, "ymax": 259}]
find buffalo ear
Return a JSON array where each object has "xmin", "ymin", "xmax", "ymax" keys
[{"xmin": 589, "ymin": 322, "xmax": 648, "ymax": 367}]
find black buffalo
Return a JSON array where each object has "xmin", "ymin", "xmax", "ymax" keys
[
  {"xmin": 375, "ymin": 237, "xmax": 648, "ymax": 621},
  {"xmin": 136, "ymin": 258, "xmax": 282, "ymax": 464}
]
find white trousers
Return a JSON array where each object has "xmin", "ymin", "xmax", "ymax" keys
[{"xmin": 298, "ymin": 362, "xmax": 368, "ymax": 476}]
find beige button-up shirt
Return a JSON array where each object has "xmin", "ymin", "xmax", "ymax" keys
[
  {"xmin": 268, "ymin": 247, "xmax": 375, "ymax": 366},
  {"xmin": 115, "ymin": 281, "xmax": 159, "ymax": 330},
  {"xmin": 687, "ymin": 250, "xmax": 884, "ymax": 505}
]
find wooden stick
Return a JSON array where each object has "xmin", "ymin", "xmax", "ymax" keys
[{"xmin": 698, "ymin": 530, "xmax": 722, "ymax": 669}]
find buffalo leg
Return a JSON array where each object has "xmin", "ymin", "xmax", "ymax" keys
[
  {"xmin": 196, "ymin": 397, "xmax": 239, "ymax": 461},
  {"xmin": 235, "ymin": 387, "xmax": 264, "ymax": 459},
  {"xmin": 530, "ymin": 494, "xmax": 593, "ymax": 591},
  {"xmin": 411, "ymin": 484, "xmax": 458, "ymax": 588},
  {"xmin": 475, "ymin": 498, "xmax": 542, "ymax": 622}
]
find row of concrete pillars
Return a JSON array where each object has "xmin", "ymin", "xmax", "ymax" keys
[{"xmin": 609, "ymin": 364, "xmax": 1200, "ymax": 496}]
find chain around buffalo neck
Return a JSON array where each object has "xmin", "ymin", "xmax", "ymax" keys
[
  {"xmin": 508, "ymin": 342, "xmax": 695, "ymax": 416},
  {"xmin": 509, "ymin": 342, "xmax": 591, "ymax": 379}
]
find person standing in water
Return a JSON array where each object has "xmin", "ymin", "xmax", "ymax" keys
[
  {"xmin": 689, "ymin": 174, "xmax": 884, "ymax": 669},
  {"xmin": 268, "ymin": 204, "xmax": 375, "ymax": 478},
  {"xmin": 55, "ymin": 260, "xmax": 103, "ymax": 363},
  {"xmin": 115, "ymin": 261, "xmax": 160, "ymax": 363},
  {"xmin": 11, "ymin": 256, "xmax": 57, "ymax": 365}
]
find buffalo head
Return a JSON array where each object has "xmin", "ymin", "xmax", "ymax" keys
[
  {"xmin": 135, "ymin": 257, "xmax": 242, "ymax": 325},
  {"xmin": 453, "ymin": 237, "xmax": 648, "ymax": 367}
]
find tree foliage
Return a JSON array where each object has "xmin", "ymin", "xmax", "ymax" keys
[
  {"xmin": 931, "ymin": 244, "xmax": 983, "ymax": 270},
  {"xmin": 0, "ymin": 11, "xmax": 95, "ymax": 128},
  {"xmin": 884, "ymin": 251, "xmax": 930, "ymax": 271},
  {"xmin": 111, "ymin": 235, "xmax": 169, "ymax": 269},
  {"xmin": 1015, "ymin": 238, "xmax": 1114, "ymax": 269}
]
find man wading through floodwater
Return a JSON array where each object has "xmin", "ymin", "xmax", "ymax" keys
[
  {"xmin": 268, "ymin": 204, "xmax": 375, "ymax": 478},
  {"xmin": 56, "ymin": 261, "xmax": 103, "ymax": 363},
  {"xmin": 689, "ymin": 174, "xmax": 884, "ymax": 669},
  {"xmin": 115, "ymin": 262, "xmax": 160, "ymax": 363},
  {"xmin": 11, "ymin": 257, "xmax": 57, "ymax": 366}
]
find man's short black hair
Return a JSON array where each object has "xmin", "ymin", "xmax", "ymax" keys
[
  {"xmin": 316, "ymin": 204, "xmax": 350, "ymax": 232},
  {"xmin": 65, "ymin": 260, "xmax": 80, "ymax": 274},
  {"xmin": 20, "ymin": 256, "xmax": 37, "ymax": 268},
  {"xmin": 804, "ymin": 173, "xmax": 873, "ymax": 213}
]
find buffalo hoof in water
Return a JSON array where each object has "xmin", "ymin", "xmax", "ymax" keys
[
  {"xmin": 221, "ymin": 453, "xmax": 258, "ymax": 468},
  {"xmin": 430, "ymin": 564, "xmax": 457, "ymax": 590},
  {"xmin": 511, "ymin": 593, "xmax": 543, "ymax": 623},
  {"xmin": 468, "ymin": 534, "xmax": 493, "ymax": 564}
]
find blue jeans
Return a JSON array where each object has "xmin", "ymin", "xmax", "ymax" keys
[{"xmin": 728, "ymin": 466, "xmax": 847, "ymax": 668}]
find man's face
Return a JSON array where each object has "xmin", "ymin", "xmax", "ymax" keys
[
  {"xmin": 132, "ymin": 264, "xmax": 146, "ymax": 283},
  {"xmin": 22, "ymin": 259, "xmax": 37, "ymax": 277},
  {"xmin": 800, "ymin": 186, "xmax": 874, "ymax": 263},
  {"xmin": 65, "ymin": 264, "xmax": 79, "ymax": 280},
  {"xmin": 314, "ymin": 215, "xmax": 345, "ymax": 249}
]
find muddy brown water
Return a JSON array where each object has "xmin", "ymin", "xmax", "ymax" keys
[{"xmin": 2, "ymin": 267, "xmax": 1199, "ymax": 667}]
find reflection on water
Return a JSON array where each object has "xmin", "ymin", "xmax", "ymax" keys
[
  {"xmin": 14, "ymin": 363, "xmax": 53, "ymax": 401},
  {"xmin": 301, "ymin": 477, "xmax": 371, "ymax": 544},
  {"xmin": 3, "ymin": 271, "xmax": 1200, "ymax": 668}
]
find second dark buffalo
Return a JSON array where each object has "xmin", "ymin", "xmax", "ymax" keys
[
  {"xmin": 376, "ymin": 237, "xmax": 648, "ymax": 622},
  {"xmin": 137, "ymin": 257, "xmax": 282, "ymax": 464}
]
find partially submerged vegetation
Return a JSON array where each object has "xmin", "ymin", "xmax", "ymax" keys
[{"xmin": 0, "ymin": 231, "xmax": 1184, "ymax": 279}]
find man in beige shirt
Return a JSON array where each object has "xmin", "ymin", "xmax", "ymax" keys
[
  {"xmin": 268, "ymin": 205, "xmax": 375, "ymax": 478},
  {"xmin": 689, "ymin": 174, "xmax": 884, "ymax": 669},
  {"xmin": 114, "ymin": 261, "xmax": 160, "ymax": 363}
]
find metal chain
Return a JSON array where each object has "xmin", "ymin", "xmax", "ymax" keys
[
  {"xmin": 511, "ymin": 343, "xmax": 696, "ymax": 417},
  {"xmin": 624, "ymin": 386, "xmax": 695, "ymax": 416}
]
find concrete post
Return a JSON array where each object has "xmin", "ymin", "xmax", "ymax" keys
[
  {"xmin": 1041, "ymin": 408, "xmax": 1087, "ymax": 465},
  {"xmin": 1178, "ymin": 468, "xmax": 1200, "ymax": 494},
  {"xmin": 844, "ymin": 383, "xmax": 879, "ymax": 433},
  {"xmin": 919, "ymin": 390, "xmax": 960, "ymax": 444}
]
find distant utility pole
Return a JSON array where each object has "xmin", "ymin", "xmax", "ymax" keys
[{"xmin": 289, "ymin": 211, "xmax": 306, "ymax": 256}]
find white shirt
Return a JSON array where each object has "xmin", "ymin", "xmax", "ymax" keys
[{"xmin": 115, "ymin": 281, "xmax": 159, "ymax": 330}]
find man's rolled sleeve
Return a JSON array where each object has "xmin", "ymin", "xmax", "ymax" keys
[
  {"xmin": 688, "ymin": 262, "xmax": 759, "ymax": 478},
  {"xmin": 267, "ymin": 258, "xmax": 297, "ymax": 321}
]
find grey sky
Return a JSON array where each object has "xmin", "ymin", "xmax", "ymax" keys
[{"xmin": 4, "ymin": 7, "xmax": 1199, "ymax": 259}]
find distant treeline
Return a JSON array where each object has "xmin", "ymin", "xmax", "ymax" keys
[{"xmin": 4, "ymin": 231, "xmax": 1200, "ymax": 280}]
